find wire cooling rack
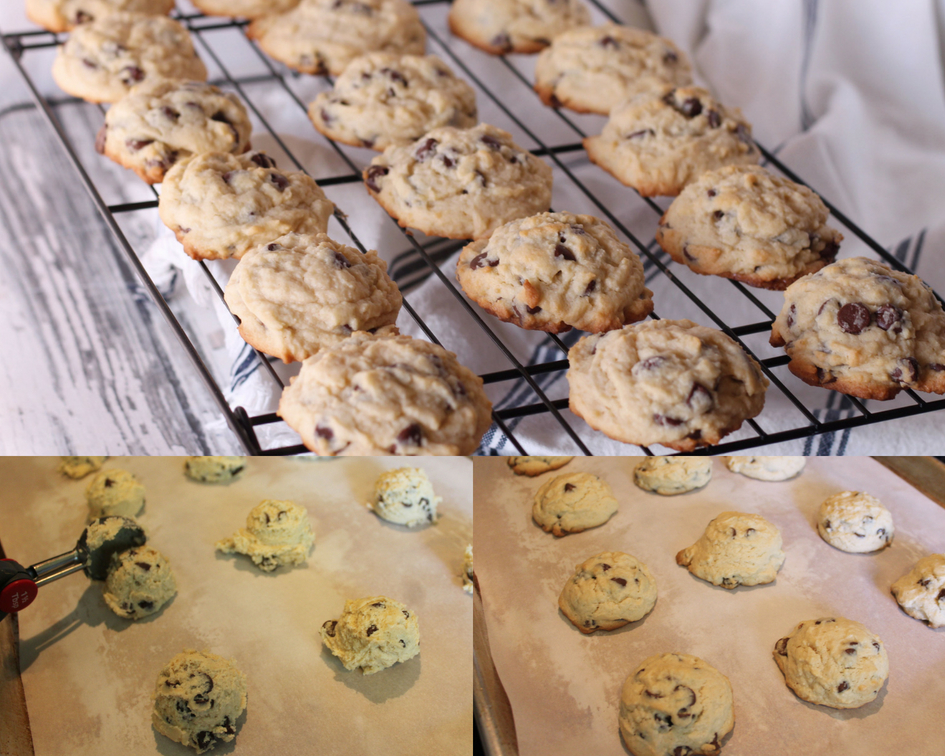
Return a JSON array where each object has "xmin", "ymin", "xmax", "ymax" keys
[{"xmin": 3, "ymin": 0, "xmax": 944, "ymax": 456}]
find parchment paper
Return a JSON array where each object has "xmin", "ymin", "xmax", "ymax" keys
[
  {"xmin": 1, "ymin": 457, "xmax": 472, "ymax": 756},
  {"xmin": 474, "ymin": 457, "xmax": 945, "ymax": 755}
]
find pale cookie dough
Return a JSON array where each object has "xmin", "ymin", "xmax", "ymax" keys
[
  {"xmin": 320, "ymin": 596, "xmax": 420, "ymax": 674},
  {"xmin": 448, "ymin": 0, "xmax": 590, "ymax": 55},
  {"xmin": 364, "ymin": 123, "xmax": 553, "ymax": 240},
  {"xmin": 619, "ymin": 652, "xmax": 734, "ymax": 756},
  {"xmin": 193, "ymin": 0, "xmax": 299, "ymax": 18},
  {"xmin": 103, "ymin": 546, "xmax": 176, "ymax": 619},
  {"xmin": 891, "ymin": 554, "xmax": 945, "ymax": 628},
  {"xmin": 152, "ymin": 649, "xmax": 247, "ymax": 754},
  {"xmin": 78, "ymin": 515, "xmax": 147, "ymax": 580},
  {"xmin": 725, "ymin": 456, "xmax": 805, "ymax": 481},
  {"xmin": 634, "ymin": 457, "xmax": 712, "ymax": 495},
  {"xmin": 532, "ymin": 472, "xmax": 618, "ymax": 537},
  {"xmin": 817, "ymin": 491, "xmax": 894, "ymax": 553},
  {"xmin": 456, "ymin": 211, "xmax": 653, "ymax": 333},
  {"xmin": 216, "ymin": 500, "xmax": 315, "ymax": 571},
  {"xmin": 308, "ymin": 53, "xmax": 477, "ymax": 151},
  {"xmin": 534, "ymin": 23, "xmax": 692, "ymax": 115},
  {"xmin": 58, "ymin": 455, "xmax": 107, "ymax": 478},
  {"xmin": 676, "ymin": 511, "xmax": 785, "ymax": 589},
  {"xmin": 774, "ymin": 617, "xmax": 889, "ymax": 709},
  {"xmin": 26, "ymin": 0, "xmax": 174, "ymax": 33},
  {"xmin": 567, "ymin": 319, "xmax": 769, "ymax": 451},
  {"xmin": 463, "ymin": 544, "xmax": 474, "ymax": 594},
  {"xmin": 224, "ymin": 232, "xmax": 402, "ymax": 363},
  {"xmin": 506, "ymin": 456, "xmax": 573, "ymax": 476},
  {"xmin": 159, "ymin": 151, "xmax": 334, "ymax": 261},
  {"xmin": 86, "ymin": 468, "xmax": 145, "ymax": 519},
  {"xmin": 51, "ymin": 12, "xmax": 207, "ymax": 104},
  {"xmin": 246, "ymin": 0, "xmax": 426, "ymax": 77},
  {"xmin": 367, "ymin": 467, "xmax": 441, "ymax": 527},
  {"xmin": 656, "ymin": 165, "xmax": 843, "ymax": 289},
  {"xmin": 558, "ymin": 551, "xmax": 657, "ymax": 633},
  {"xmin": 184, "ymin": 456, "xmax": 247, "ymax": 484},
  {"xmin": 584, "ymin": 85, "xmax": 759, "ymax": 197}
]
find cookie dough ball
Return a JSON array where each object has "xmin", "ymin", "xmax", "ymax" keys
[
  {"xmin": 634, "ymin": 457, "xmax": 712, "ymax": 495},
  {"xmin": 152, "ymin": 649, "xmax": 247, "ymax": 754},
  {"xmin": 184, "ymin": 456, "xmax": 246, "ymax": 484},
  {"xmin": 86, "ymin": 468, "xmax": 145, "ymax": 519},
  {"xmin": 817, "ymin": 491, "xmax": 894, "ymax": 553},
  {"xmin": 59, "ymin": 456, "xmax": 107, "ymax": 478},
  {"xmin": 619, "ymin": 652, "xmax": 734, "ymax": 756},
  {"xmin": 532, "ymin": 472, "xmax": 619, "ymax": 537},
  {"xmin": 676, "ymin": 511, "xmax": 784, "ymax": 589},
  {"xmin": 462, "ymin": 544, "xmax": 474, "ymax": 594},
  {"xmin": 506, "ymin": 456, "xmax": 573, "ymax": 476},
  {"xmin": 367, "ymin": 467, "xmax": 442, "ymax": 527},
  {"xmin": 559, "ymin": 551, "xmax": 657, "ymax": 633},
  {"xmin": 891, "ymin": 554, "xmax": 945, "ymax": 628},
  {"xmin": 725, "ymin": 456, "xmax": 805, "ymax": 481},
  {"xmin": 78, "ymin": 515, "xmax": 147, "ymax": 580},
  {"xmin": 773, "ymin": 617, "xmax": 889, "ymax": 709},
  {"xmin": 103, "ymin": 546, "xmax": 176, "ymax": 619},
  {"xmin": 216, "ymin": 500, "xmax": 314, "ymax": 571},
  {"xmin": 320, "ymin": 596, "xmax": 420, "ymax": 674}
]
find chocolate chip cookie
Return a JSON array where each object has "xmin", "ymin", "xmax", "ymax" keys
[
  {"xmin": 891, "ymin": 554, "xmax": 945, "ymax": 628},
  {"xmin": 558, "ymin": 551, "xmax": 657, "ymax": 633},
  {"xmin": 26, "ymin": 0, "xmax": 174, "ymax": 33},
  {"xmin": 506, "ymin": 456, "xmax": 573, "ymax": 476},
  {"xmin": 448, "ymin": 0, "xmax": 590, "ymax": 55},
  {"xmin": 633, "ymin": 457, "xmax": 712, "ymax": 495},
  {"xmin": 817, "ymin": 491, "xmax": 894, "ymax": 553},
  {"xmin": 725, "ymin": 456, "xmax": 805, "ymax": 481},
  {"xmin": 193, "ymin": 0, "xmax": 300, "ymax": 18},
  {"xmin": 531, "ymin": 471, "xmax": 618, "ymax": 536}
]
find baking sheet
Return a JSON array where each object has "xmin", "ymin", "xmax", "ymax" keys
[
  {"xmin": 474, "ymin": 457, "xmax": 945, "ymax": 755},
  {"xmin": 2, "ymin": 457, "xmax": 472, "ymax": 756}
]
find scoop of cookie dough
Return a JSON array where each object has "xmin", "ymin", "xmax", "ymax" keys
[
  {"xmin": 891, "ymin": 554, "xmax": 945, "ymax": 628},
  {"xmin": 320, "ymin": 596, "xmax": 420, "ymax": 674},
  {"xmin": 86, "ymin": 468, "xmax": 145, "ymax": 519},
  {"xmin": 463, "ymin": 544, "xmax": 474, "ymax": 594},
  {"xmin": 152, "ymin": 649, "xmax": 247, "ymax": 754},
  {"xmin": 77, "ymin": 516, "xmax": 147, "ymax": 580},
  {"xmin": 633, "ymin": 457, "xmax": 712, "ymax": 495},
  {"xmin": 367, "ymin": 467, "xmax": 441, "ymax": 527},
  {"xmin": 58, "ymin": 456, "xmax": 108, "ymax": 479},
  {"xmin": 184, "ymin": 456, "xmax": 246, "ymax": 484},
  {"xmin": 817, "ymin": 491, "xmax": 894, "ymax": 553},
  {"xmin": 103, "ymin": 546, "xmax": 176, "ymax": 619},
  {"xmin": 559, "ymin": 551, "xmax": 657, "ymax": 633},
  {"xmin": 676, "ymin": 511, "xmax": 784, "ymax": 589},
  {"xmin": 773, "ymin": 617, "xmax": 889, "ymax": 709},
  {"xmin": 725, "ymin": 456, "xmax": 805, "ymax": 481},
  {"xmin": 505, "ymin": 456, "xmax": 573, "ymax": 476},
  {"xmin": 532, "ymin": 472, "xmax": 618, "ymax": 537},
  {"xmin": 619, "ymin": 652, "xmax": 734, "ymax": 756},
  {"xmin": 216, "ymin": 499, "xmax": 314, "ymax": 571}
]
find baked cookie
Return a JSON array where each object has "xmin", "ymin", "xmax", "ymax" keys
[
  {"xmin": 152, "ymin": 649, "xmax": 247, "ymax": 754},
  {"xmin": 183, "ymin": 456, "xmax": 246, "ymax": 484},
  {"xmin": 364, "ymin": 123, "xmax": 553, "ymax": 240},
  {"xmin": 456, "ymin": 211, "xmax": 654, "ymax": 333},
  {"xmin": 103, "ymin": 546, "xmax": 176, "ymax": 619},
  {"xmin": 619, "ymin": 652, "xmax": 734, "ymax": 756},
  {"xmin": 506, "ymin": 456, "xmax": 573, "ymax": 476},
  {"xmin": 676, "ymin": 511, "xmax": 785, "ymax": 588},
  {"xmin": 86, "ymin": 468, "xmax": 145, "ymax": 519},
  {"xmin": 584, "ymin": 86, "xmax": 759, "ymax": 197},
  {"xmin": 246, "ymin": 0, "xmax": 426, "ymax": 77},
  {"xmin": 308, "ymin": 53, "xmax": 477, "ymax": 151},
  {"xmin": 725, "ymin": 456, "xmax": 805, "ymax": 481},
  {"xmin": 534, "ymin": 23, "xmax": 691, "ymax": 115},
  {"xmin": 193, "ymin": 0, "xmax": 299, "ymax": 18},
  {"xmin": 774, "ymin": 617, "xmax": 889, "ymax": 709},
  {"xmin": 51, "ymin": 13, "xmax": 207, "ymax": 104},
  {"xmin": 531, "ymin": 472, "xmax": 618, "ymax": 536},
  {"xmin": 367, "ymin": 467, "xmax": 442, "ymax": 527},
  {"xmin": 558, "ymin": 551, "xmax": 657, "ymax": 633},
  {"xmin": 633, "ymin": 457, "xmax": 712, "ymax": 495},
  {"xmin": 216, "ymin": 499, "xmax": 315, "ymax": 571},
  {"xmin": 159, "ymin": 151, "xmax": 334, "ymax": 261},
  {"xmin": 567, "ymin": 319, "xmax": 769, "ymax": 451},
  {"xmin": 278, "ymin": 333, "xmax": 493, "ymax": 455},
  {"xmin": 78, "ymin": 515, "xmax": 147, "ymax": 580},
  {"xmin": 817, "ymin": 491, "xmax": 893, "ymax": 553},
  {"xmin": 26, "ymin": 0, "xmax": 174, "ymax": 33},
  {"xmin": 58, "ymin": 455, "xmax": 107, "ymax": 478},
  {"xmin": 463, "ymin": 544, "xmax": 474, "ymax": 594},
  {"xmin": 224, "ymin": 232, "xmax": 402, "ymax": 363},
  {"xmin": 97, "ymin": 79, "xmax": 252, "ymax": 184},
  {"xmin": 656, "ymin": 165, "xmax": 843, "ymax": 289},
  {"xmin": 891, "ymin": 554, "xmax": 945, "ymax": 628},
  {"xmin": 320, "ymin": 596, "xmax": 420, "ymax": 674},
  {"xmin": 448, "ymin": 0, "xmax": 590, "ymax": 55},
  {"xmin": 770, "ymin": 256, "xmax": 945, "ymax": 400}
]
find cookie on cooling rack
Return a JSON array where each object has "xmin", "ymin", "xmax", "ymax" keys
[
  {"xmin": 26, "ymin": 0, "xmax": 174, "ymax": 33},
  {"xmin": 158, "ymin": 151, "xmax": 334, "ymax": 261},
  {"xmin": 448, "ymin": 0, "xmax": 590, "ymax": 55},
  {"xmin": 192, "ymin": 0, "xmax": 300, "ymax": 18},
  {"xmin": 308, "ymin": 53, "xmax": 477, "ymax": 151},
  {"xmin": 534, "ymin": 23, "xmax": 692, "ymax": 115},
  {"xmin": 583, "ymin": 85, "xmax": 759, "ymax": 197},
  {"xmin": 97, "ymin": 79, "xmax": 252, "ymax": 184},
  {"xmin": 224, "ymin": 232, "xmax": 402, "ymax": 363},
  {"xmin": 363, "ymin": 123, "xmax": 552, "ymax": 240},
  {"xmin": 51, "ymin": 12, "xmax": 207, "ymax": 104},
  {"xmin": 456, "ymin": 211, "xmax": 653, "ymax": 333},
  {"xmin": 770, "ymin": 256, "xmax": 945, "ymax": 400},
  {"xmin": 567, "ymin": 319, "xmax": 769, "ymax": 451},
  {"xmin": 246, "ymin": 0, "xmax": 426, "ymax": 77},
  {"xmin": 277, "ymin": 333, "xmax": 493, "ymax": 455}
]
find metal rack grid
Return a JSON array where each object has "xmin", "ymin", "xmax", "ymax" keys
[{"xmin": 3, "ymin": 0, "xmax": 944, "ymax": 456}]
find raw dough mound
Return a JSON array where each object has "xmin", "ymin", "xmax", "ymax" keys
[
  {"xmin": 817, "ymin": 491, "xmax": 894, "ymax": 553},
  {"xmin": 216, "ymin": 499, "xmax": 314, "ymax": 571},
  {"xmin": 86, "ymin": 468, "xmax": 145, "ymax": 519},
  {"xmin": 891, "ymin": 553, "xmax": 945, "ymax": 628},
  {"xmin": 367, "ymin": 467, "xmax": 441, "ymax": 527},
  {"xmin": 320, "ymin": 596, "xmax": 420, "ymax": 674},
  {"xmin": 103, "ymin": 546, "xmax": 176, "ymax": 619},
  {"xmin": 58, "ymin": 456, "xmax": 107, "ymax": 478},
  {"xmin": 184, "ymin": 456, "xmax": 247, "ymax": 484},
  {"xmin": 725, "ymin": 456, "xmax": 805, "ymax": 481}
]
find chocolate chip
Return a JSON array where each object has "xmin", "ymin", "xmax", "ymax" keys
[
  {"xmin": 380, "ymin": 67, "xmax": 408, "ymax": 86},
  {"xmin": 583, "ymin": 280, "xmax": 596, "ymax": 296},
  {"xmin": 490, "ymin": 33, "xmax": 513, "ymax": 52},
  {"xmin": 775, "ymin": 637, "xmax": 788, "ymax": 656},
  {"xmin": 654, "ymin": 712, "xmax": 672, "ymax": 730},
  {"xmin": 599, "ymin": 35, "xmax": 618, "ymax": 48},
  {"xmin": 930, "ymin": 364, "xmax": 945, "ymax": 371},
  {"xmin": 221, "ymin": 171, "xmax": 234, "ymax": 185},
  {"xmin": 322, "ymin": 619, "xmax": 337, "ymax": 637},
  {"xmin": 334, "ymin": 252, "xmax": 351, "ymax": 269},
  {"xmin": 365, "ymin": 165, "xmax": 389, "ymax": 192},
  {"xmin": 786, "ymin": 303, "xmax": 796, "ymax": 329},
  {"xmin": 366, "ymin": 624, "xmax": 378, "ymax": 636},
  {"xmin": 95, "ymin": 125, "xmax": 107, "ymax": 154},
  {"xmin": 686, "ymin": 383, "xmax": 713, "ymax": 412},
  {"xmin": 564, "ymin": 483, "xmax": 575, "ymax": 491},
  {"xmin": 526, "ymin": 305, "xmax": 541, "ymax": 314},
  {"xmin": 554, "ymin": 244, "xmax": 575, "ymax": 261},
  {"xmin": 396, "ymin": 423, "xmax": 422, "ymax": 447},
  {"xmin": 269, "ymin": 172, "xmax": 289, "ymax": 191},
  {"xmin": 663, "ymin": 49, "xmax": 678, "ymax": 63},
  {"xmin": 919, "ymin": 578, "xmax": 931, "ymax": 587},
  {"xmin": 937, "ymin": 588, "xmax": 945, "ymax": 602},
  {"xmin": 844, "ymin": 648, "xmax": 856, "ymax": 655},
  {"xmin": 267, "ymin": 243, "xmax": 281, "ymax": 251},
  {"xmin": 361, "ymin": 137, "xmax": 375, "ymax": 149},
  {"xmin": 82, "ymin": 58, "xmax": 98, "ymax": 69},
  {"xmin": 626, "ymin": 129, "xmax": 654, "ymax": 139},
  {"xmin": 673, "ymin": 744, "xmax": 693, "ymax": 755},
  {"xmin": 135, "ymin": 562, "xmax": 151, "ymax": 571},
  {"xmin": 837, "ymin": 302, "xmax": 871, "ymax": 334},
  {"xmin": 644, "ymin": 689, "xmax": 663, "ymax": 698},
  {"xmin": 873, "ymin": 640, "xmax": 882, "ymax": 651},
  {"xmin": 611, "ymin": 577, "xmax": 627, "ymax": 586},
  {"xmin": 403, "ymin": 610, "xmax": 409, "ymax": 618},
  {"xmin": 819, "ymin": 240, "xmax": 839, "ymax": 259},
  {"xmin": 678, "ymin": 97, "xmax": 702, "ymax": 117},
  {"xmin": 635, "ymin": 356, "xmax": 665, "ymax": 372},
  {"xmin": 712, "ymin": 210, "xmax": 724, "ymax": 221},
  {"xmin": 415, "ymin": 137, "xmax": 438, "ymax": 161},
  {"xmin": 682, "ymin": 245, "xmax": 696, "ymax": 261},
  {"xmin": 875, "ymin": 304, "xmax": 901, "ymax": 331},
  {"xmin": 817, "ymin": 367, "xmax": 837, "ymax": 384},
  {"xmin": 877, "ymin": 527, "xmax": 886, "ymax": 537},
  {"xmin": 120, "ymin": 65, "xmax": 144, "ymax": 84},
  {"xmin": 469, "ymin": 252, "xmax": 499, "ymax": 269},
  {"xmin": 837, "ymin": 681, "xmax": 849, "ymax": 693},
  {"xmin": 138, "ymin": 600, "xmax": 153, "ymax": 610},
  {"xmin": 891, "ymin": 357, "xmax": 918, "ymax": 384},
  {"xmin": 195, "ymin": 732, "xmax": 216, "ymax": 750},
  {"xmin": 600, "ymin": 564, "xmax": 611, "ymax": 571},
  {"xmin": 104, "ymin": 478, "xmax": 114, "ymax": 488},
  {"xmin": 746, "ymin": 527, "xmax": 756, "ymax": 535},
  {"xmin": 707, "ymin": 189, "xmax": 716, "ymax": 198},
  {"xmin": 176, "ymin": 700, "xmax": 194, "ymax": 720},
  {"xmin": 653, "ymin": 414, "xmax": 684, "ymax": 426},
  {"xmin": 315, "ymin": 425, "xmax": 334, "ymax": 440},
  {"xmin": 481, "ymin": 134, "xmax": 503, "ymax": 149},
  {"xmin": 706, "ymin": 109, "xmax": 721, "ymax": 128},
  {"xmin": 441, "ymin": 155, "xmax": 454, "ymax": 168},
  {"xmin": 251, "ymin": 152, "xmax": 277, "ymax": 169},
  {"xmin": 734, "ymin": 123, "xmax": 753, "ymax": 145},
  {"xmin": 125, "ymin": 138, "xmax": 153, "ymax": 151},
  {"xmin": 74, "ymin": 10, "xmax": 93, "ymax": 23}
]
